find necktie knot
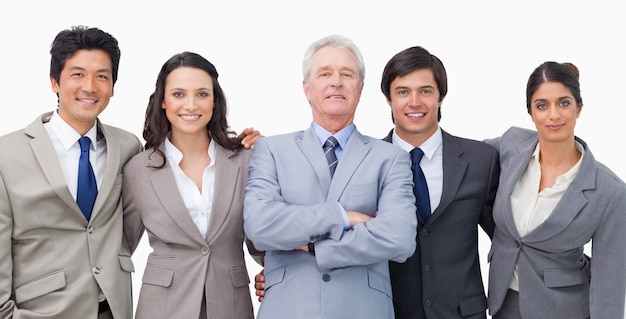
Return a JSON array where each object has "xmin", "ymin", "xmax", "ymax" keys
[
  {"xmin": 78, "ymin": 136, "xmax": 92, "ymax": 153},
  {"xmin": 410, "ymin": 147, "xmax": 424, "ymax": 166}
]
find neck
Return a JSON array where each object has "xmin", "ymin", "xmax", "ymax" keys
[
  {"xmin": 538, "ymin": 138, "xmax": 580, "ymax": 169},
  {"xmin": 170, "ymin": 132, "xmax": 210, "ymax": 156}
]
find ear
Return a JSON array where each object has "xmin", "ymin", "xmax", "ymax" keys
[
  {"xmin": 302, "ymin": 80, "xmax": 311, "ymax": 102},
  {"xmin": 50, "ymin": 76, "xmax": 60, "ymax": 93},
  {"xmin": 576, "ymin": 104, "xmax": 583, "ymax": 118}
]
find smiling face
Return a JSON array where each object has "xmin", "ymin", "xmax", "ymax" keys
[
  {"xmin": 51, "ymin": 49, "xmax": 114, "ymax": 135},
  {"xmin": 388, "ymin": 68, "xmax": 441, "ymax": 147},
  {"xmin": 303, "ymin": 46, "xmax": 363, "ymax": 133},
  {"xmin": 529, "ymin": 81, "xmax": 581, "ymax": 145},
  {"xmin": 162, "ymin": 66, "xmax": 214, "ymax": 141}
]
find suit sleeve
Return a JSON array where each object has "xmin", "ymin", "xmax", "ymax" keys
[
  {"xmin": 588, "ymin": 184, "xmax": 626, "ymax": 317},
  {"xmin": 479, "ymin": 145, "xmax": 499, "ymax": 239},
  {"xmin": 122, "ymin": 161, "xmax": 146, "ymax": 254},
  {"xmin": 315, "ymin": 149, "xmax": 417, "ymax": 269},
  {"xmin": 0, "ymin": 169, "xmax": 16, "ymax": 318},
  {"xmin": 243, "ymin": 138, "xmax": 345, "ymax": 252}
]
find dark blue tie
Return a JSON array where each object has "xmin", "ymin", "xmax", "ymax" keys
[
  {"xmin": 323, "ymin": 136, "xmax": 339, "ymax": 177},
  {"xmin": 410, "ymin": 148, "xmax": 431, "ymax": 222},
  {"xmin": 77, "ymin": 136, "xmax": 97, "ymax": 221}
]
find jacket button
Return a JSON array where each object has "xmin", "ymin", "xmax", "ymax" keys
[
  {"xmin": 423, "ymin": 264, "xmax": 430, "ymax": 272},
  {"xmin": 201, "ymin": 247, "xmax": 209, "ymax": 255},
  {"xmin": 424, "ymin": 299, "xmax": 432, "ymax": 307},
  {"xmin": 92, "ymin": 267, "xmax": 101, "ymax": 275},
  {"xmin": 420, "ymin": 229, "xmax": 428, "ymax": 236},
  {"xmin": 322, "ymin": 274, "xmax": 331, "ymax": 282}
]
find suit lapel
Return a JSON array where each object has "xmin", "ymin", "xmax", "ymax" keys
[
  {"xmin": 431, "ymin": 131, "xmax": 467, "ymax": 224},
  {"xmin": 205, "ymin": 145, "xmax": 239, "ymax": 243},
  {"xmin": 148, "ymin": 150, "xmax": 207, "ymax": 245},
  {"xmin": 298, "ymin": 128, "xmax": 333, "ymax": 196},
  {"xmin": 90, "ymin": 120, "xmax": 120, "ymax": 221},
  {"xmin": 499, "ymin": 138, "xmax": 538, "ymax": 239},
  {"xmin": 327, "ymin": 130, "xmax": 370, "ymax": 202},
  {"xmin": 26, "ymin": 113, "xmax": 84, "ymax": 220},
  {"xmin": 523, "ymin": 138, "xmax": 596, "ymax": 242}
]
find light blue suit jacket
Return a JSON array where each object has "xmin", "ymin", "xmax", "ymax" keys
[
  {"xmin": 244, "ymin": 126, "xmax": 417, "ymax": 319},
  {"xmin": 486, "ymin": 127, "xmax": 626, "ymax": 319}
]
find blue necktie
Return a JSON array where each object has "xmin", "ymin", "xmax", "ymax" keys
[
  {"xmin": 323, "ymin": 136, "xmax": 339, "ymax": 177},
  {"xmin": 410, "ymin": 148, "xmax": 431, "ymax": 222},
  {"xmin": 77, "ymin": 136, "xmax": 98, "ymax": 221}
]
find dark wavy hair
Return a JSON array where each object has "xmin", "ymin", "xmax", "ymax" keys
[
  {"xmin": 380, "ymin": 46, "xmax": 447, "ymax": 123},
  {"xmin": 50, "ymin": 25, "xmax": 121, "ymax": 86},
  {"xmin": 526, "ymin": 61, "xmax": 583, "ymax": 114},
  {"xmin": 143, "ymin": 51, "xmax": 242, "ymax": 168}
]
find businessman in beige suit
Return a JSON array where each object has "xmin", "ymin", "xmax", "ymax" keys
[{"xmin": 0, "ymin": 26, "xmax": 142, "ymax": 318}]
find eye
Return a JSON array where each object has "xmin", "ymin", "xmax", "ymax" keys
[
  {"xmin": 398, "ymin": 89, "xmax": 409, "ymax": 96},
  {"xmin": 536, "ymin": 103, "xmax": 547, "ymax": 110},
  {"xmin": 71, "ymin": 72, "xmax": 84, "ymax": 78},
  {"xmin": 198, "ymin": 92, "xmax": 210, "ymax": 98},
  {"xmin": 559, "ymin": 100, "xmax": 571, "ymax": 107},
  {"xmin": 342, "ymin": 72, "xmax": 353, "ymax": 78},
  {"xmin": 97, "ymin": 74, "xmax": 109, "ymax": 80},
  {"xmin": 173, "ymin": 92, "xmax": 184, "ymax": 98},
  {"xmin": 421, "ymin": 89, "xmax": 432, "ymax": 95}
]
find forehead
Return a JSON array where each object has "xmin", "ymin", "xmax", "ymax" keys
[
  {"xmin": 64, "ymin": 49, "xmax": 112, "ymax": 72},
  {"xmin": 533, "ymin": 81, "xmax": 572, "ymax": 98},
  {"xmin": 392, "ymin": 68, "xmax": 436, "ymax": 87},
  {"xmin": 165, "ymin": 67, "xmax": 213, "ymax": 88},
  {"xmin": 311, "ymin": 46, "xmax": 359, "ymax": 71}
]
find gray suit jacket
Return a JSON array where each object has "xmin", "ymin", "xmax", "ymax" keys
[
  {"xmin": 0, "ymin": 112, "xmax": 142, "ymax": 319},
  {"xmin": 386, "ymin": 129, "xmax": 499, "ymax": 319},
  {"xmin": 486, "ymin": 127, "xmax": 626, "ymax": 318},
  {"xmin": 244, "ymin": 126, "xmax": 417, "ymax": 319},
  {"xmin": 122, "ymin": 143, "xmax": 261, "ymax": 319}
]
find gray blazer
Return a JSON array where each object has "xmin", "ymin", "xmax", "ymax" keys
[
  {"xmin": 386, "ymin": 129, "xmax": 499, "ymax": 319},
  {"xmin": 0, "ymin": 112, "xmax": 142, "ymax": 319},
  {"xmin": 123, "ymin": 143, "xmax": 261, "ymax": 319},
  {"xmin": 486, "ymin": 127, "xmax": 626, "ymax": 318},
  {"xmin": 244, "ymin": 127, "xmax": 418, "ymax": 319}
]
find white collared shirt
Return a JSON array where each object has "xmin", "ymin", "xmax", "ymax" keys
[
  {"xmin": 508, "ymin": 141, "xmax": 584, "ymax": 291},
  {"xmin": 164, "ymin": 137, "xmax": 215, "ymax": 239},
  {"xmin": 392, "ymin": 127, "xmax": 444, "ymax": 213},
  {"xmin": 44, "ymin": 110, "xmax": 107, "ymax": 199}
]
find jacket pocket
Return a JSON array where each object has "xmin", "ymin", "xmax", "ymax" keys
[
  {"xmin": 264, "ymin": 266, "xmax": 286, "ymax": 290},
  {"xmin": 544, "ymin": 268, "xmax": 584, "ymax": 288},
  {"xmin": 231, "ymin": 266, "xmax": 250, "ymax": 288},
  {"xmin": 367, "ymin": 268, "xmax": 392, "ymax": 298},
  {"xmin": 15, "ymin": 269, "xmax": 65, "ymax": 304},
  {"xmin": 142, "ymin": 265, "xmax": 174, "ymax": 287},
  {"xmin": 458, "ymin": 293, "xmax": 488, "ymax": 316},
  {"xmin": 119, "ymin": 255, "xmax": 135, "ymax": 273}
]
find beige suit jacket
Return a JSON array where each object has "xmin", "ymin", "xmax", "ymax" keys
[
  {"xmin": 0, "ymin": 112, "xmax": 142, "ymax": 319},
  {"xmin": 122, "ymin": 143, "xmax": 261, "ymax": 319}
]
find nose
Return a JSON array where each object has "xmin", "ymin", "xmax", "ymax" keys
[
  {"xmin": 548, "ymin": 104, "xmax": 560, "ymax": 119},
  {"xmin": 183, "ymin": 95, "xmax": 198, "ymax": 110},
  {"xmin": 330, "ymin": 73, "xmax": 343, "ymax": 87},
  {"xmin": 81, "ymin": 75, "xmax": 96, "ymax": 92}
]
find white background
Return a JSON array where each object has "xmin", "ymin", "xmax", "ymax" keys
[{"xmin": 1, "ymin": 1, "xmax": 624, "ymax": 317}]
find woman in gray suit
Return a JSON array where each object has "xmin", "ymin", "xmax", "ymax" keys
[
  {"xmin": 486, "ymin": 62, "xmax": 626, "ymax": 318},
  {"xmin": 122, "ymin": 52, "xmax": 262, "ymax": 319}
]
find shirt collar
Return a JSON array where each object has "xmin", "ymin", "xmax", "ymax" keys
[
  {"xmin": 49, "ymin": 110, "xmax": 98, "ymax": 150},
  {"xmin": 164, "ymin": 135, "xmax": 216, "ymax": 167},
  {"xmin": 311, "ymin": 121, "xmax": 355, "ymax": 149},
  {"xmin": 392, "ymin": 126, "xmax": 442, "ymax": 159}
]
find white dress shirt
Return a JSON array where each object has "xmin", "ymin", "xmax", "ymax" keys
[
  {"xmin": 508, "ymin": 141, "xmax": 584, "ymax": 291},
  {"xmin": 44, "ymin": 110, "xmax": 106, "ymax": 200},
  {"xmin": 164, "ymin": 137, "xmax": 215, "ymax": 239},
  {"xmin": 392, "ymin": 127, "xmax": 444, "ymax": 213}
]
